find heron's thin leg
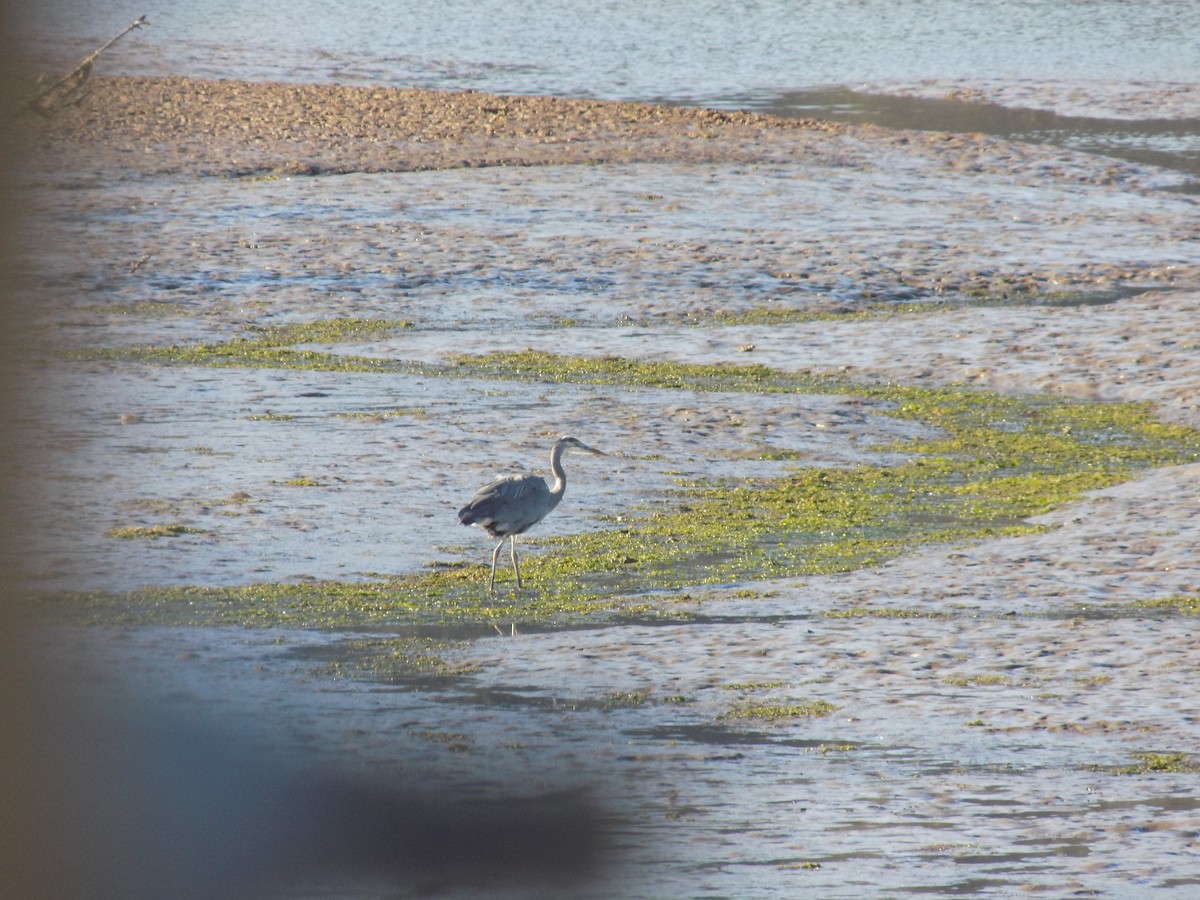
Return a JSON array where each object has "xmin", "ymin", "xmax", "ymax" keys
[
  {"xmin": 510, "ymin": 535, "xmax": 523, "ymax": 588},
  {"xmin": 490, "ymin": 539, "xmax": 504, "ymax": 592}
]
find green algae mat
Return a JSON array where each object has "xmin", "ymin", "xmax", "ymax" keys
[{"xmin": 47, "ymin": 337, "xmax": 1200, "ymax": 629}]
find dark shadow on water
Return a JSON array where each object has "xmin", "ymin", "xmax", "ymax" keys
[
  {"xmin": 896, "ymin": 877, "xmax": 1021, "ymax": 896},
  {"xmin": 1005, "ymin": 286, "xmax": 1151, "ymax": 307},
  {"xmin": 21, "ymin": 679, "xmax": 611, "ymax": 900},
  {"xmin": 712, "ymin": 88, "xmax": 1200, "ymax": 191},
  {"xmin": 625, "ymin": 722, "xmax": 867, "ymax": 751}
]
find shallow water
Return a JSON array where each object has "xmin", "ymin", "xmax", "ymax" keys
[
  {"xmin": 17, "ymin": 0, "xmax": 1200, "ymax": 102},
  {"xmin": 749, "ymin": 89, "xmax": 1200, "ymax": 183}
]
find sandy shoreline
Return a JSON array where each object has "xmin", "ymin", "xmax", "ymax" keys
[
  {"xmin": 18, "ymin": 74, "xmax": 844, "ymax": 177},
  {"xmin": 18, "ymin": 73, "xmax": 1189, "ymax": 188}
]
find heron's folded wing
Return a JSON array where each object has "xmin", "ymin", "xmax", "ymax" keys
[{"xmin": 459, "ymin": 473, "xmax": 550, "ymax": 527}]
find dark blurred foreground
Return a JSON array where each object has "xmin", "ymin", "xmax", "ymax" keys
[{"xmin": 15, "ymin": 678, "xmax": 606, "ymax": 899}]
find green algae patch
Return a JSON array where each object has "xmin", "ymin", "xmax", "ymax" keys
[
  {"xmin": 721, "ymin": 681, "xmax": 788, "ymax": 692},
  {"xmin": 636, "ymin": 288, "xmax": 1125, "ymax": 330},
  {"xmin": 684, "ymin": 302, "xmax": 940, "ymax": 328},
  {"xmin": 721, "ymin": 699, "xmax": 837, "ymax": 721},
  {"xmin": 274, "ymin": 476, "xmax": 325, "ymax": 487},
  {"xmin": 35, "ymin": 580, "xmax": 425, "ymax": 628},
  {"xmin": 822, "ymin": 607, "xmax": 948, "ymax": 619},
  {"xmin": 335, "ymin": 407, "xmax": 427, "ymax": 421},
  {"xmin": 306, "ymin": 636, "xmax": 479, "ymax": 684},
  {"xmin": 1133, "ymin": 595, "xmax": 1200, "ymax": 616},
  {"xmin": 943, "ymin": 674, "xmax": 1012, "ymax": 687},
  {"xmin": 602, "ymin": 690, "xmax": 653, "ymax": 709},
  {"xmin": 33, "ymin": 570, "xmax": 664, "ymax": 629},
  {"xmin": 43, "ymin": 348, "xmax": 1200, "ymax": 629},
  {"xmin": 245, "ymin": 317, "xmax": 414, "ymax": 345},
  {"xmin": 1088, "ymin": 752, "xmax": 1200, "ymax": 775},
  {"xmin": 67, "ymin": 317, "xmax": 420, "ymax": 373},
  {"xmin": 69, "ymin": 338, "xmax": 414, "ymax": 373},
  {"xmin": 444, "ymin": 349, "xmax": 843, "ymax": 394},
  {"xmin": 104, "ymin": 523, "xmax": 204, "ymax": 540},
  {"xmin": 81, "ymin": 300, "xmax": 195, "ymax": 317}
]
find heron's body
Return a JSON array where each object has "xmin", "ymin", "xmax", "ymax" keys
[
  {"xmin": 458, "ymin": 472, "xmax": 561, "ymax": 540},
  {"xmin": 458, "ymin": 436, "xmax": 606, "ymax": 590}
]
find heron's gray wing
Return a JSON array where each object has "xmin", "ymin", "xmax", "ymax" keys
[{"xmin": 458, "ymin": 473, "xmax": 553, "ymax": 535}]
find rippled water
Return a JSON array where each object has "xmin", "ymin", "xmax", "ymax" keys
[{"xmin": 16, "ymin": 0, "xmax": 1200, "ymax": 100}]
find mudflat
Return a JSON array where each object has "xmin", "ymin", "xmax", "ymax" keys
[{"xmin": 14, "ymin": 74, "xmax": 1200, "ymax": 897}]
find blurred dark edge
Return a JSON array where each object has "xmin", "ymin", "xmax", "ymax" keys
[
  {"xmin": 1, "ymin": 2, "xmax": 39, "ymax": 898},
  {"xmin": 0, "ymin": 10, "xmax": 608, "ymax": 898}
]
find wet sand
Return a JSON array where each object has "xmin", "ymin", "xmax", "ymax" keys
[{"xmin": 15, "ymin": 75, "xmax": 1200, "ymax": 896}]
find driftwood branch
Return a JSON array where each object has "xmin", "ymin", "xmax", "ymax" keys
[{"xmin": 20, "ymin": 15, "xmax": 149, "ymax": 117}]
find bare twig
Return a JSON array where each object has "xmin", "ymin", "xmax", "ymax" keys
[{"xmin": 20, "ymin": 15, "xmax": 149, "ymax": 117}]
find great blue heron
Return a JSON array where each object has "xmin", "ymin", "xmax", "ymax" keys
[{"xmin": 458, "ymin": 436, "xmax": 607, "ymax": 591}]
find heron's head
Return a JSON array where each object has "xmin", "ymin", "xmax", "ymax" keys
[{"xmin": 556, "ymin": 435, "xmax": 607, "ymax": 457}]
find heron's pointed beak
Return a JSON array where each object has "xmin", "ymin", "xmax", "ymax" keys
[{"xmin": 563, "ymin": 438, "xmax": 607, "ymax": 456}]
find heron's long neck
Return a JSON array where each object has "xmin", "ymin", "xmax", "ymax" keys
[{"xmin": 548, "ymin": 442, "xmax": 568, "ymax": 499}]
